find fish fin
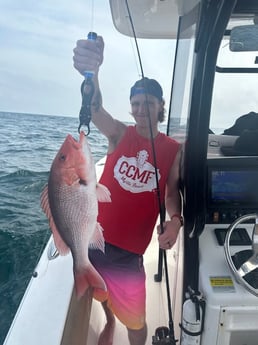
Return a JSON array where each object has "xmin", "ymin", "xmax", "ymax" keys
[
  {"xmin": 89, "ymin": 223, "xmax": 105, "ymax": 253},
  {"xmin": 40, "ymin": 185, "xmax": 51, "ymax": 218},
  {"xmin": 50, "ymin": 223, "xmax": 70, "ymax": 256},
  {"xmin": 40, "ymin": 185, "xmax": 70, "ymax": 256},
  {"xmin": 74, "ymin": 263, "xmax": 107, "ymax": 299},
  {"xmin": 96, "ymin": 183, "xmax": 111, "ymax": 203}
]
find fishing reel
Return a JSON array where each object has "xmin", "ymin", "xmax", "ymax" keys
[{"xmin": 152, "ymin": 327, "xmax": 177, "ymax": 345}]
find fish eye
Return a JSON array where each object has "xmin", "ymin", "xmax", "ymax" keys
[{"xmin": 59, "ymin": 154, "xmax": 66, "ymax": 161}]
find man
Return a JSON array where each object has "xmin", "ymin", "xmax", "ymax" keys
[{"xmin": 73, "ymin": 35, "xmax": 182, "ymax": 345}]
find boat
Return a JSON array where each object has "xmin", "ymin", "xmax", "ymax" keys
[{"xmin": 4, "ymin": 0, "xmax": 258, "ymax": 344}]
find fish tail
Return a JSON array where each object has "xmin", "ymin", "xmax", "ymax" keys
[{"xmin": 74, "ymin": 263, "xmax": 107, "ymax": 299}]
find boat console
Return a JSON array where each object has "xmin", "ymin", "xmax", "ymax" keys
[{"xmin": 198, "ymin": 154, "xmax": 258, "ymax": 345}]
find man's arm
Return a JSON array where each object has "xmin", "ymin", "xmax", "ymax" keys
[
  {"xmin": 83, "ymin": 74, "xmax": 127, "ymax": 152},
  {"xmin": 158, "ymin": 148, "xmax": 183, "ymax": 249}
]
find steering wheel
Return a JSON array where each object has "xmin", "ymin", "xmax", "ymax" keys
[{"xmin": 224, "ymin": 213, "xmax": 258, "ymax": 297}]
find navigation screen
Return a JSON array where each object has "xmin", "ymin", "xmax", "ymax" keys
[{"xmin": 211, "ymin": 170, "xmax": 258, "ymax": 205}]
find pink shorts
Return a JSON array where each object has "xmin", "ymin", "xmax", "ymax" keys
[{"xmin": 89, "ymin": 243, "xmax": 146, "ymax": 330}]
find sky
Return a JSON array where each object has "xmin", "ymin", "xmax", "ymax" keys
[
  {"xmin": 0, "ymin": 0, "xmax": 176, "ymax": 122},
  {"xmin": 1, "ymin": 0, "xmax": 258, "ymax": 130}
]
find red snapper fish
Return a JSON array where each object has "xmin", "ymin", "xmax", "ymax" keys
[{"xmin": 41, "ymin": 131, "xmax": 111, "ymax": 298}]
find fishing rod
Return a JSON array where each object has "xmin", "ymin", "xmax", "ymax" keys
[{"xmin": 124, "ymin": 1, "xmax": 177, "ymax": 344}]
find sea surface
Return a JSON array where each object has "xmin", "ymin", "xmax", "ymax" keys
[{"xmin": 0, "ymin": 111, "xmax": 108, "ymax": 344}]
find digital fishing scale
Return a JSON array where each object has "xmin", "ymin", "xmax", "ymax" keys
[{"xmin": 78, "ymin": 31, "xmax": 97, "ymax": 135}]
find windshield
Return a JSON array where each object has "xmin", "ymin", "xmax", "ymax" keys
[{"xmin": 210, "ymin": 28, "xmax": 258, "ymax": 134}]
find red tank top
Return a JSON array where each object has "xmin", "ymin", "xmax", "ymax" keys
[{"xmin": 98, "ymin": 126, "xmax": 180, "ymax": 254}]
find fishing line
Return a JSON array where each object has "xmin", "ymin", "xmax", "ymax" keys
[
  {"xmin": 124, "ymin": 1, "xmax": 177, "ymax": 344},
  {"xmin": 78, "ymin": 1, "xmax": 97, "ymax": 135},
  {"xmin": 124, "ymin": 1, "xmax": 162, "ymax": 232},
  {"xmin": 128, "ymin": 37, "xmax": 142, "ymax": 78},
  {"xmin": 89, "ymin": 0, "xmax": 95, "ymax": 32}
]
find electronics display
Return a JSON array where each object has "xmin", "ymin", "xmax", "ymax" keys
[
  {"xmin": 214, "ymin": 227, "xmax": 251, "ymax": 246},
  {"xmin": 211, "ymin": 170, "xmax": 258, "ymax": 205},
  {"xmin": 206, "ymin": 157, "xmax": 258, "ymax": 223}
]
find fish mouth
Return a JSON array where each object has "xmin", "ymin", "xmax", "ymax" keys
[
  {"xmin": 79, "ymin": 131, "xmax": 86, "ymax": 144},
  {"xmin": 65, "ymin": 132, "xmax": 85, "ymax": 149}
]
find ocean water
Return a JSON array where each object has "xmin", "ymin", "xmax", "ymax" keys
[{"xmin": 0, "ymin": 111, "xmax": 108, "ymax": 344}]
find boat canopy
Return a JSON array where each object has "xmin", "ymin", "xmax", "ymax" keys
[
  {"xmin": 110, "ymin": 0, "xmax": 258, "ymax": 39},
  {"xmin": 109, "ymin": 0, "xmax": 200, "ymax": 38}
]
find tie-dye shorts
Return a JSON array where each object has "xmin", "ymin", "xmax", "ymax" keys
[{"xmin": 88, "ymin": 242, "xmax": 146, "ymax": 330}]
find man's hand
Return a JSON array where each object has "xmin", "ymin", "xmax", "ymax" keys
[
  {"xmin": 73, "ymin": 35, "xmax": 104, "ymax": 75},
  {"xmin": 157, "ymin": 218, "xmax": 181, "ymax": 250}
]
